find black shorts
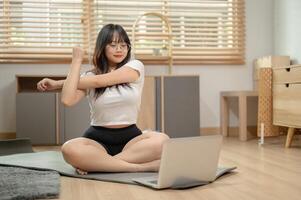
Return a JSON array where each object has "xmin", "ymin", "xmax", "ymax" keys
[{"xmin": 83, "ymin": 124, "xmax": 142, "ymax": 156}]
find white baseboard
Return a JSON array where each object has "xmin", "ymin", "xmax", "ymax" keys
[{"xmin": 200, "ymin": 126, "xmax": 258, "ymax": 136}]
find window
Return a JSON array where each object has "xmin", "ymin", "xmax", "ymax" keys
[
  {"xmin": 0, "ymin": 0, "xmax": 85, "ymax": 63},
  {"xmin": 169, "ymin": 0, "xmax": 245, "ymax": 64},
  {"xmin": 0, "ymin": 0, "xmax": 245, "ymax": 64}
]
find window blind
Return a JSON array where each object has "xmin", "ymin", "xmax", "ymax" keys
[
  {"xmin": 168, "ymin": 0, "xmax": 245, "ymax": 64},
  {"xmin": 0, "ymin": 0, "xmax": 245, "ymax": 64},
  {"xmin": 0, "ymin": 0, "xmax": 86, "ymax": 63}
]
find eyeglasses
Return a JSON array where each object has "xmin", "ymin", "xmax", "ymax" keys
[{"xmin": 107, "ymin": 43, "xmax": 129, "ymax": 51}]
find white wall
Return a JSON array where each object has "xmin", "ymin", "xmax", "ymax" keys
[
  {"xmin": 0, "ymin": 0, "xmax": 274, "ymax": 132},
  {"xmin": 274, "ymin": 0, "xmax": 301, "ymax": 64}
]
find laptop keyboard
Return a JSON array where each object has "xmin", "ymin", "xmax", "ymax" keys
[{"xmin": 149, "ymin": 180, "xmax": 158, "ymax": 184}]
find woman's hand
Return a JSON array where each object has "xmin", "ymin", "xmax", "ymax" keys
[
  {"xmin": 37, "ymin": 78, "xmax": 60, "ymax": 91},
  {"xmin": 72, "ymin": 47, "xmax": 84, "ymax": 64}
]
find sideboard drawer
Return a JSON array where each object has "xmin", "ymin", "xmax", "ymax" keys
[
  {"xmin": 273, "ymin": 83, "xmax": 301, "ymax": 127},
  {"xmin": 273, "ymin": 65, "xmax": 301, "ymax": 84}
]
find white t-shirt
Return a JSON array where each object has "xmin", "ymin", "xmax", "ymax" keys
[{"xmin": 82, "ymin": 59, "xmax": 144, "ymax": 126}]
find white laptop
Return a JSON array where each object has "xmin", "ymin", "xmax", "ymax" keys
[{"xmin": 132, "ymin": 135, "xmax": 223, "ymax": 189}]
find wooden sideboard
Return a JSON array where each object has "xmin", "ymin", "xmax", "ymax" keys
[
  {"xmin": 16, "ymin": 75, "xmax": 200, "ymax": 145},
  {"xmin": 273, "ymin": 65, "xmax": 301, "ymax": 147}
]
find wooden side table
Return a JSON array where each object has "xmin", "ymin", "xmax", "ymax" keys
[{"xmin": 220, "ymin": 91, "xmax": 258, "ymax": 141}]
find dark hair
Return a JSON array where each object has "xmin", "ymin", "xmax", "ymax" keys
[{"xmin": 91, "ymin": 24, "xmax": 131, "ymax": 98}]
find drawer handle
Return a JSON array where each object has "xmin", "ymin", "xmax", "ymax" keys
[
  {"xmin": 285, "ymin": 83, "xmax": 289, "ymax": 87},
  {"xmin": 285, "ymin": 68, "xmax": 291, "ymax": 72}
]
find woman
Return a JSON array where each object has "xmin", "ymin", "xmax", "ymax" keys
[{"xmin": 37, "ymin": 24, "xmax": 169, "ymax": 174}]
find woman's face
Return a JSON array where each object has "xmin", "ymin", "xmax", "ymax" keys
[{"xmin": 105, "ymin": 37, "xmax": 129, "ymax": 67}]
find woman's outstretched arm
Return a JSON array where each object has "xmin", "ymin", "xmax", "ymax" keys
[
  {"xmin": 77, "ymin": 66, "xmax": 139, "ymax": 89},
  {"xmin": 37, "ymin": 63, "xmax": 139, "ymax": 92},
  {"xmin": 61, "ymin": 47, "xmax": 86, "ymax": 106}
]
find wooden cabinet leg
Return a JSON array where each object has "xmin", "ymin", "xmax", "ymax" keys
[{"xmin": 285, "ymin": 127, "xmax": 295, "ymax": 148}]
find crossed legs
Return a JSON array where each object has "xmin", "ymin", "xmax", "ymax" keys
[{"xmin": 61, "ymin": 131, "xmax": 170, "ymax": 173}]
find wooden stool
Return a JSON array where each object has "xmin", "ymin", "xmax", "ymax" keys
[{"xmin": 220, "ymin": 91, "xmax": 258, "ymax": 141}]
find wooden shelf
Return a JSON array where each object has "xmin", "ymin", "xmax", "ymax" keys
[
  {"xmin": 16, "ymin": 75, "xmax": 66, "ymax": 93},
  {"xmin": 135, "ymin": 54, "xmax": 171, "ymax": 61}
]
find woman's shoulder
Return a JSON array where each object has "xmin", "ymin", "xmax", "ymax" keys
[
  {"xmin": 126, "ymin": 59, "xmax": 144, "ymax": 68},
  {"xmin": 124, "ymin": 59, "xmax": 144, "ymax": 75}
]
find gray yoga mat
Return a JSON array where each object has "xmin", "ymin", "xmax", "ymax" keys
[
  {"xmin": 0, "ymin": 151, "xmax": 158, "ymax": 184},
  {"xmin": 0, "ymin": 138, "xmax": 33, "ymax": 156},
  {"xmin": 0, "ymin": 139, "xmax": 236, "ymax": 188}
]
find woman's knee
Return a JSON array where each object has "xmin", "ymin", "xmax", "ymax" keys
[
  {"xmin": 61, "ymin": 139, "xmax": 84, "ymax": 165},
  {"xmin": 145, "ymin": 131, "xmax": 169, "ymax": 140},
  {"xmin": 150, "ymin": 132, "xmax": 169, "ymax": 142},
  {"xmin": 149, "ymin": 133, "xmax": 170, "ymax": 157},
  {"xmin": 159, "ymin": 132, "xmax": 170, "ymax": 141}
]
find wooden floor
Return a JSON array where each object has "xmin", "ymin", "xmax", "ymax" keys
[{"xmin": 34, "ymin": 135, "xmax": 301, "ymax": 200}]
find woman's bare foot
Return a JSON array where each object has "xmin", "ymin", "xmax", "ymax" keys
[{"xmin": 76, "ymin": 168, "xmax": 88, "ymax": 175}]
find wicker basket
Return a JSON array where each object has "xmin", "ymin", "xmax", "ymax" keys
[{"xmin": 257, "ymin": 68, "xmax": 279, "ymax": 137}]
